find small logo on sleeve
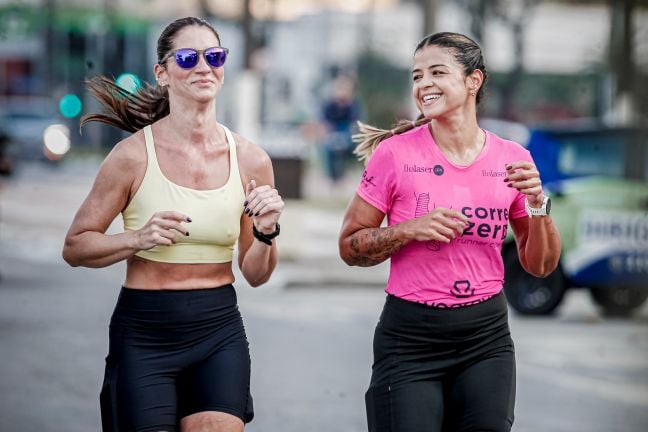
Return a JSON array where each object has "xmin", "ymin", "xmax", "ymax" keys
[
  {"xmin": 433, "ymin": 165, "xmax": 444, "ymax": 176},
  {"xmin": 361, "ymin": 170, "xmax": 377, "ymax": 187}
]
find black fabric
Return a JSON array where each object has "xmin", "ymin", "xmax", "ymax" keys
[
  {"xmin": 100, "ymin": 285, "xmax": 253, "ymax": 432},
  {"xmin": 366, "ymin": 292, "xmax": 515, "ymax": 432}
]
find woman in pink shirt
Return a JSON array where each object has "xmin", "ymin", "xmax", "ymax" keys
[{"xmin": 339, "ymin": 32, "xmax": 561, "ymax": 432}]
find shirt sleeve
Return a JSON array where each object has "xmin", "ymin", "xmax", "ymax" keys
[
  {"xmin": 509, "ymin": 147, "xmax": 538, "ymax": 220},
  {"xmin": 356, "ymin": 142, "xmax": 396, "ymax": 214},
  {"xmin": 510, "ymin": 190, "xmax": 527, "ymax": 220}
]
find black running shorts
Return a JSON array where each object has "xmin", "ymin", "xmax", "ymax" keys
[
  {"xmin": 100, "ymin": 285, "xmax": 254, "ymax": 432},
  {"xmin": 366, "ymin": 291, "xmax": 516, "ymax": 432}
]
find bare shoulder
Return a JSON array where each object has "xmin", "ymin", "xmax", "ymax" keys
[
  {"xmin": 91, "ymin": 129, "xmax": 147, "ymax": 194},
  {"xmin": 103, "ymin": 129, "xmax": 146, "ymax": 170},
  {"xmin": 231, "ymin": 131, "xmax": 273, "ymax": 183}
]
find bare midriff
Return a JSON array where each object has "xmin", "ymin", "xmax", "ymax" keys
[{"xmin": 124, "ymin": 256, "xmax": 235, "ymax": 290}]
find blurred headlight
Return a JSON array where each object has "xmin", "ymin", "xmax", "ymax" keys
[{"xmin": 43, "ymin": 123, "xmax": 71, "ymax": 160}]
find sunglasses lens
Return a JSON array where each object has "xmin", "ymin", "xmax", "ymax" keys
[
  {"xmin": 175, "ymin": 49, "xmax": 199, "ymax": 69},
  {"xmin": 205, "ymin": 48, "xmax": 227, "ymax": 67}
]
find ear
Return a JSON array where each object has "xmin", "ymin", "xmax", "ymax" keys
[
  {"xmin": 467, "ymin": 69, "xmax": 484, "ymax": 92},
  {"xmin": 154, "ymin": 63, "xmax": 168, "ymax": 86}
]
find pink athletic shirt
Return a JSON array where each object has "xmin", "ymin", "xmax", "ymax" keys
[{"xmin": 356, "ymin": 124, "xmax": 532, "ymax": 307}]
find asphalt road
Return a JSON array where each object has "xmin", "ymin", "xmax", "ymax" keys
[{"xmin": 1, "ymin": 163, "xmax": 647, "ymax": 431}]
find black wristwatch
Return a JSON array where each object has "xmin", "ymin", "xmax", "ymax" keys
[{"xmin": 252, "ymin": 223, "xmax": 280, "ymax": 245}]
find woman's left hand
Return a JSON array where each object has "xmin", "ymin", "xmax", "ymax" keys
[
  {"xmin": 244, "ymin": 179, "xmax": 284, "ymax": 233},
  {"xmin": 504, "ymin": 161, "xmax": 544, "ymax": 205}
]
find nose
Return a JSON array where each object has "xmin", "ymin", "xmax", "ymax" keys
[
  {"xmin": 194, "ymin": 54, "xmax": 211, "ymax": 72},
  {"xmin": 419, "ymin": 74, "xmax": 435, "ymax": 88}
]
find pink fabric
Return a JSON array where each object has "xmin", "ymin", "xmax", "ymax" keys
[{"xmin": 356, "ymin": 124, "xmax": 532, "ymax": 307}]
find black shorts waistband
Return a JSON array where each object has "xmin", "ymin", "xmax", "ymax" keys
[
  {"xmin": 112, "ymin": 284, "xmax": 238, "ymax": 328},
  {"xmin": 383, "ymin": 291, "xmax": 508, "ymax": 331},
  {"xmin": 117, "ymin": 284, "xmax": 236, "ymax": 308}
]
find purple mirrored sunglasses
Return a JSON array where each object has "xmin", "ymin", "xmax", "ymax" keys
[{"xmin": 161, "ymin": 47, "xmax": 229, "ymax": 69}]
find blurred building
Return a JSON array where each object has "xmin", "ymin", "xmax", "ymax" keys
[
  {"xmin": 0, "ymin": 0, "xmax": 646, "ymax": 148},
  {"xmin": 249, "ymin": 1, "xmax": 647, "ymax": 132}
]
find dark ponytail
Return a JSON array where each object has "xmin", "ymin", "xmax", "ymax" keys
[{"xmin": 80, "ymin": 17, "xmax": 221, "ymax": 133}]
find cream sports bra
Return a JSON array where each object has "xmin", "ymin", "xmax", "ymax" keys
[{"xmin": 122, "ymin": 124, "xmax": 245, "ymax": 263}]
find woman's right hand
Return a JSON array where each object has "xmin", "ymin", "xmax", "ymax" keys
[
  {"xmin": 403, "ymin": 207, "xmax": 469, "ymax": 243},
  {"xmin": 134, "ymin": 211, "xmax": 192, "ymax": 250}
]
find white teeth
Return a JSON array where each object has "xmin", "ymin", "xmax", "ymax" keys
[{"xmin": 423, "ymin": 94, "xmax": 441, "ymax": 102}]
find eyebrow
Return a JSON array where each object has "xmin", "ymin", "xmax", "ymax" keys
[{"xmin": 411, "ymin": 64, "xmax": 449, "ymax": 74}]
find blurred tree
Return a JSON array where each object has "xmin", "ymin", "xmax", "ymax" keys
[
  {"xmin": 608, "ymin": 0, "xmax": 644, "ymax": 126},
  {"xmin": 455, "ymin": 0, "xmax": 539, "ymax": 119},
  {"xmin": 486, "ymin": 72, "xmax": 600, "ymax": 123},
  {"xmin": 421, "ymin": 0, "xmax": 440, "ymax": 35},
  {"xmin": 197, "ymin": 0, "xmax": 215, "ymax": 19},
  {"xmin": 44, "ymin": 0, "xmax": 55, "ymax": 94},
  {"xmin": 404, "ymin": 0, "xmax": 440, "ymax": 35},
  {"xmin": 463, "ymin": 0, "xmax": 647, "ymax": 124},
  {"xmin": 494, "ymin": 0, "xmax": 537, "ymax": 119},
  {"xmin": 196, "ymin": 0, "xmax": 254, "ymax": 68},
  {"xmin": 242, "ymin": 0, "xmax": 253, "ymax": 69},
  {"xmin": 466, "ymin": 0, "xmax": 488, "ymax": 44},
  {"xmin": 547, "ymin": 0, "xmax": 648, "ymax": 124},
  {"xmin": 356, "ymin": 51, "xmax": 409, "ymax": 128}
]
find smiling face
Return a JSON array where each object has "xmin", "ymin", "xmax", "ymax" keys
[
  {"xmin": 155, "ymin": 25, "xmax": 224, "ymax": 105},
  {"xmin": 411, "ymin": 44, "xmax": 481, "ymax": 120}
]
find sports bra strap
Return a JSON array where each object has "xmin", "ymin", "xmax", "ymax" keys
[
  {"xmin": 222, "ymin": 125, "xmax": 239, "ymax": 180},
  {"xmin": 142, "ymin": 125, "xmax": 156, "ymax": 171}
]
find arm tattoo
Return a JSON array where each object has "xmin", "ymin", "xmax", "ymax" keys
[{"xmin": 346, "ymin": 226, "xmax": 407, "ymax": 267}]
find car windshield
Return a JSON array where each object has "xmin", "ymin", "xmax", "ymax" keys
[
  {"xmin": 3, "ymin": 112, "xmax": 52, "ymax": 120},
  {"xmin": 557, "ymin": 132, "xmax": 627, "ymax": 177}
]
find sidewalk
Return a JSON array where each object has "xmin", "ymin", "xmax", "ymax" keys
[
  {"xmin": 277, "ymin": 160, "xmax": 389, "ymax": 288},
  {"xmin": 0, "ymin": 159, "xmax": 389, "ymax": 289}
]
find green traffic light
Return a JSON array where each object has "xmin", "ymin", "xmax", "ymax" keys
[
  {"xmin": 116, "ymin": 73, "xmax": 141, "ymax": 94},
  {"xmin": 59, "ymin": 94, "xmax": 82, "ymax": 118}
]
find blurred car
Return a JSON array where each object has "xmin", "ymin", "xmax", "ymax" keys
[
  {"xmin": 496, "ymin": 121, "xmax": 648, "ymax": 316},
  {"xmin": 0, "ymin": 97, "xmax": 69, "ymax": 161}
]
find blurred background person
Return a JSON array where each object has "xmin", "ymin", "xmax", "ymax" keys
[
  {"xmin": 0, "ymin": 129, "xmax": 14, "ymax": 179},
  {"xmin": 319, "ymin": 74, "xmax": 362, "ymax": 187},
  {"xmin": 0, "ymin": 128, "xmax": 13, "ymax": 282}
]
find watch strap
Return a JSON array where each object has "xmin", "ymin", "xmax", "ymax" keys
[
  {"xmin": 253, "ymin": 223, "xmax": 280, "ymax": 245},
  {"xmin": 525, "ymin": 196, "xmax": 549, "ymax": 217}
]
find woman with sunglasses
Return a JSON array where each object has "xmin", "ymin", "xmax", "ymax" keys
[
  {"xmin": 63, "ymin": 17, "xmax": 283, "ymax": 432},
  {"xmin": 339, "ymin": 32, "xmax": 561, "ymax": 432}
]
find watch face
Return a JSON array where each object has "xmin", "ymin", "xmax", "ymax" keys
[{"xmin": 545, "ymin": 197, "xmax": 552, "ymax": 215}]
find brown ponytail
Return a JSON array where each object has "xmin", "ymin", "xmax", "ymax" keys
[
  {"xmin": 353, "ymin": 117, "xmax": 430, "ymax": 164},
  {"xmin": 80, "ymin": 75, "xmax": 169, "ymax": 133}
]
